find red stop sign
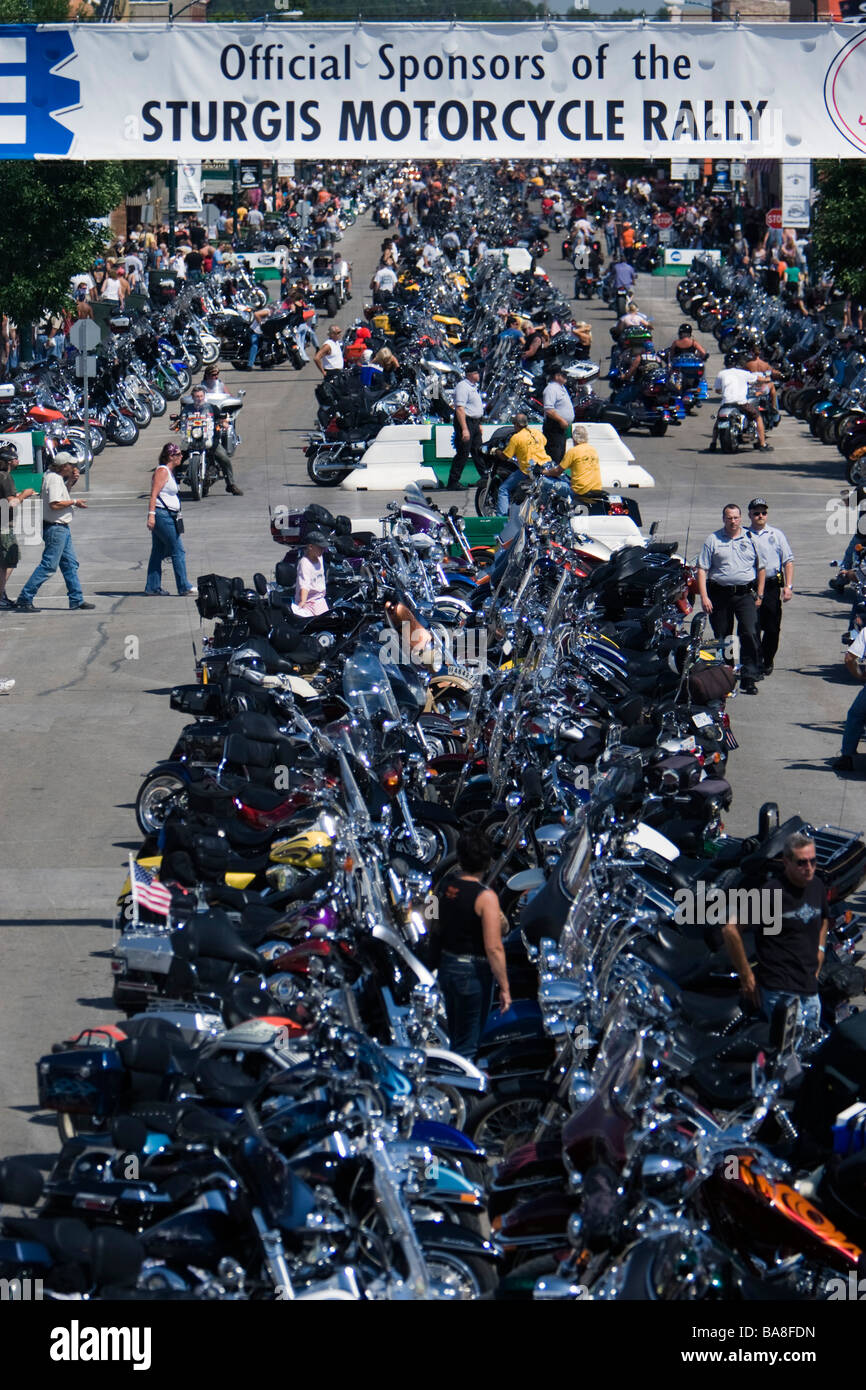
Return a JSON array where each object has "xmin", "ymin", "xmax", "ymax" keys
[
  {"xmin": 654, "ymin": 212, "xmax": 674, "ymax": 229},
  {"xmin": 765, "ymin": 208, "xmax": 783, "ymax": 229}
]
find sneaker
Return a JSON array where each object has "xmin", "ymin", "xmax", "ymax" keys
[
  {"xmin": 755, "ymin": 443, "xmax": 774, "ymax": 453},
  {"xmin": 70, "ymin": 601, "xmax": 95, "ymax": 610},
  {"xmin": 145, "ymin": 588, "xmax": 170, "ymax": 597},
  {"xmin": 830, "ymin": 755, "xmax": 855, "ymax": 772},
  {"xmin": 0, "ymin": 595, "xmax": 15, "ymax": 611},
  {"xmin": 181, "ymin": 587, "xmax": 198, "ymax": 597},
  {"xmin": 740, "ymin": 679, "xmax": 759, "ymax": 694},
  {"xmin": 0, "ymin": 677, "xmax": 14, "ymax": 694},
  {"xmin": 15, "ymin": 598, "xmax": 39, "ymax": 612}
]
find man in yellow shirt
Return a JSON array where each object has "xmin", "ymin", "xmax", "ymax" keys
[
  {"xmin": 545, "ymin": 423, "xmax": 602, "ymax": 495},
  {"xmin": 497, "ymin": 412, "xmax": 550, "ymax": 515}
]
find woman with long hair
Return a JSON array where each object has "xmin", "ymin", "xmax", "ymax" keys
[{"xmin": 144, "ymin": 442, "xmax": 196, "ymax": 597}]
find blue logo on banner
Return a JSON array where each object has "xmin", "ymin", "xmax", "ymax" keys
[{"xmin": 0, "ymin": 26, "xmax": 78, "ymax": 158}]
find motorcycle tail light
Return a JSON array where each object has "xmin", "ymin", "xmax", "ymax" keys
[{"xmin": 608, "ymin": 503, "xmax": 628, "ymax": 516}]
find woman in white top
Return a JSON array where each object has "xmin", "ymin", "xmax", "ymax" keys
[
  {"xmin": 292, "ymin": 531, "xmax": 329, "ymax": 617},
  {"xmin": 314, "ymin": 325, "xmax": 344, "ymax": 377},
  {"xmin": 145, "ymin": 443, "xmax": 196, "ymax": 596}
]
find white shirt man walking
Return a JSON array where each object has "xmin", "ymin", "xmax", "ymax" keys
[{"xmin": 16, "ymin": 454, "xmax": 95, "ymax": 612}]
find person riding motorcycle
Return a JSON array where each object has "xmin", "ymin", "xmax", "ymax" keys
[
  {"xmin": 708, "ymin": 354, "xmax": 774, "ymax": 453},
  {"xmin": 178, "ymin": 384, "xmax": 243, "ymax": 495},
  {"xmin": 743, "ymin": 347, "xmax": 782, "ymax": 422},
  {"xmin": 611, "ymin": 301, "xmax": 651, "ymax": 342},
  {"xmin": 669, "ymin": 322, "xmax": 709, "ymax": 362}
]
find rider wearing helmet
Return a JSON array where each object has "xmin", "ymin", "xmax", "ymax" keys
[{"xmin": 670, "ymin": 322, "xmax": 709, "ymax": 361}]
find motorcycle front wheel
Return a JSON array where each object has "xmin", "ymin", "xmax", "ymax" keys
[
  {"xmin": 474, "ymin": 475, "xmax": 499, "ymax": 517},
  {"xmin": 159, "ymin": 373, "xmax": 182, "ymax": 401},
  {"xmin": 846, "ymin": 452, "xmax": 866, "ymax": 487},
  {"xmin": 174, "ymin": 368, "xmax": 192, "ymax": 393},
  {"xmin": 106, "ymin": 413, "xmax": 139, "ymax": 446},
  {"xmin": 188, "ymin": 452, "xmax": 203, "ymax": 501},
  {"xmin": 201, "ymin": 340, "xmax": 220, "ymax": 366},
  {"xmin": 129, "ymin": 395, "xmax": 152, "ymax": 428},
  {"xmin": 147, "ymin": 390, "xmax": 167, "ymax": 419},
  {"xmin": 390, "ymin": 820, "xmax": 457, "ymax": 872}
]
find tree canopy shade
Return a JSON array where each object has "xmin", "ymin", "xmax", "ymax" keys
[
  {"xmin": 812, "ymin": 160, "xmax": 866, "ymax": 302},
  {"xmin": 0, "ymin": 162, "xmax": 163, "ymax": 324}
]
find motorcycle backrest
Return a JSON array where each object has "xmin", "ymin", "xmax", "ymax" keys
[{"xmin": 253, "ymin": 572, "xmax": 268, "ymax": 597}]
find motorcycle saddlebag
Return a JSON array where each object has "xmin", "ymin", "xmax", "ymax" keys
[
  {"xmin": 688, "ymin": 662, "xmax": 736, "ymax": 703},
  {"xmin": 170, "ymin": 683, "xmax": 221, "ymax": 716},
  {"xmin": 196, "ymin": 574, "xmax": 235, "ymax": 621},
  {"xmin": 37, "ymin": 1046, "xmax": 125, "ymax": 1116}
]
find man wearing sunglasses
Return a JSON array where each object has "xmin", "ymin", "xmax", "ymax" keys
[
  {"xmin": 722, "ymin": 832, "xmax": 827, "ymax": 1038},
  {"xmin": 746, "ymin": 497, "xmax": 794, "ymax": 679}
]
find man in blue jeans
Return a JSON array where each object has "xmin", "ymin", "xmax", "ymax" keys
[
  {"xmin": 830, "ymin": 610, "xmax": 866, "ymax": 773},
  {"xmin": 722, "ymin": 831, "xmax": 828, "ymax": 1043},
  {"xmin": 16, "ymin": 454, "xmax": 95, "ymax": 612}
]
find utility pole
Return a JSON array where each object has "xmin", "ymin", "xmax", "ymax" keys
[{"xmin": 168, "ymin": 161, "xmax": 177, "ymax": 253}]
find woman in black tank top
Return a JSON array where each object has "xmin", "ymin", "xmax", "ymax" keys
[{"xmin": 435, "ymin": 828, "xmax": 511, "ymax": 1060}]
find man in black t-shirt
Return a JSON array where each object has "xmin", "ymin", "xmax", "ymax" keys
[{"xmin": 723, "ymin": 831, "xmax": 828, "ymax": 1038}]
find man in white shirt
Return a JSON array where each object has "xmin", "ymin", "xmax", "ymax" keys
[
  {"xmin": 246, "ymin": 206, "xmax": 264, "ymax": 231},
  {"xmin": 16, "ymin": 455, "xmax": 95, "ymax": 612},
  {"xmin": 831, "ymin": 607, "xmax": 866, "ymax": 773},
  {"xmin": 446, "ymin": 363, "xmax": 484, "ymax": 490},
  {"xmin": 710, "ymin": 361, "xmax": 774, "ymax": 452},
  {"xmin": 542, "ymin": 366, "xmax": 575, "ymax": 464},
  {"xmin": 370, "ymin": 262, "xmax": 398, "ymax": 303}
]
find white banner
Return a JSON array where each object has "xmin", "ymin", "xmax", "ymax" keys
[
  {"xmin": 781, "ymin": 158, "xmax": 812, "ymax": 228},
  {"xmin": 9, "ymin": 22, "xmax": 866, "ymax": 160},
  {"xmin": 176, "ymin": 159, "xmax": 202, "ymax": 211}
]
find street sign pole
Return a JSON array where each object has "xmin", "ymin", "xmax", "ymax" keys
[
  {"xmin": 69, "ymin": 318, "xmax": 102, "ymax": 492},
  {"xmin": 83, "ymin": 363, "xmax": 91, "ymax": 492}
]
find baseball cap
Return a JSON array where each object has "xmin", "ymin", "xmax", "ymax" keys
[
  {"xmin": 53, "ymin": 451, "xmax": 78, "ymax": 466},
  {"xmin": 304, "ymin": 529, "xmax": 332, "ymax": 548},
  {"xmin": 748, "ymin": 497, "xmax": 769, "ymax": 512}
]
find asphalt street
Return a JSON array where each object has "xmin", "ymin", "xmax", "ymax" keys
[{"xmin": 0, "ymin": 202, "xmax": 862, "ymax": 1161}]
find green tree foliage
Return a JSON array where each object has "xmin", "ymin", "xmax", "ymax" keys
[
  {"xmin": 812, "ymin": 160, "xmax": 866, "ymax": 300},
  {"xmin": 0, "ymin": 0, "xmax": 74, "ymax": 19},
  {"xmin": 0, "ymin": 162, "xmax": 164, "ymax": 323}
]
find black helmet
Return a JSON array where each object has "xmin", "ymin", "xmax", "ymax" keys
[{"xmin": 678, "ymin": 323, "xmax": 693, "ymax": 337}]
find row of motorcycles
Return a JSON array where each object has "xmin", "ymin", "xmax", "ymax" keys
[
  {"xmin": 677, "ymin": 258, "xmax": 866, "ymax": 474},
  {"xmin": 6, "ymin": 416, "xmax": 866, "ymax": 1296},
  {"xmin": 0, "ymin": 268, "xmax": 269, "ymax": 470}
]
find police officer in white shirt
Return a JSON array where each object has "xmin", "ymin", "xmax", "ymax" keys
[
  {"xmin": 447, "ymin": 362, "xmax": 484, "ymax": 490},
  {"xmin": 696, "ymin": 503, "xmax": 765, "ymax": 694},
  {"xmin": 746, "ymin": 497, "xmax": 794, "ymax": 678},
  {"xmin": 542, "ymin": 365, "xmax": 575, "ymax": 464},
  {"xmin": 831, "ymin": 603, "xmax": 866, "ymax": 773}
]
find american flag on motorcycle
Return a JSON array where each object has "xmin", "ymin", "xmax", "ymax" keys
[{"xmin": 130, "ymin": 859, "xmax": 172, "ymax": 919}]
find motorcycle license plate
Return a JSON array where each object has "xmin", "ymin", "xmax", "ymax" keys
[
  {"xmin": 692, "ymin": 712, "xmax": 713, "ymax": 729},
  {"xmin": 607, "ymin": 495, "xmax": 623, "ymax": 504}
]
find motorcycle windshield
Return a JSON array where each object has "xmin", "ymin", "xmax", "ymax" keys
[{"xmin": 342, "ymin": 646, "xmax": 401, "ymax": 723}]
